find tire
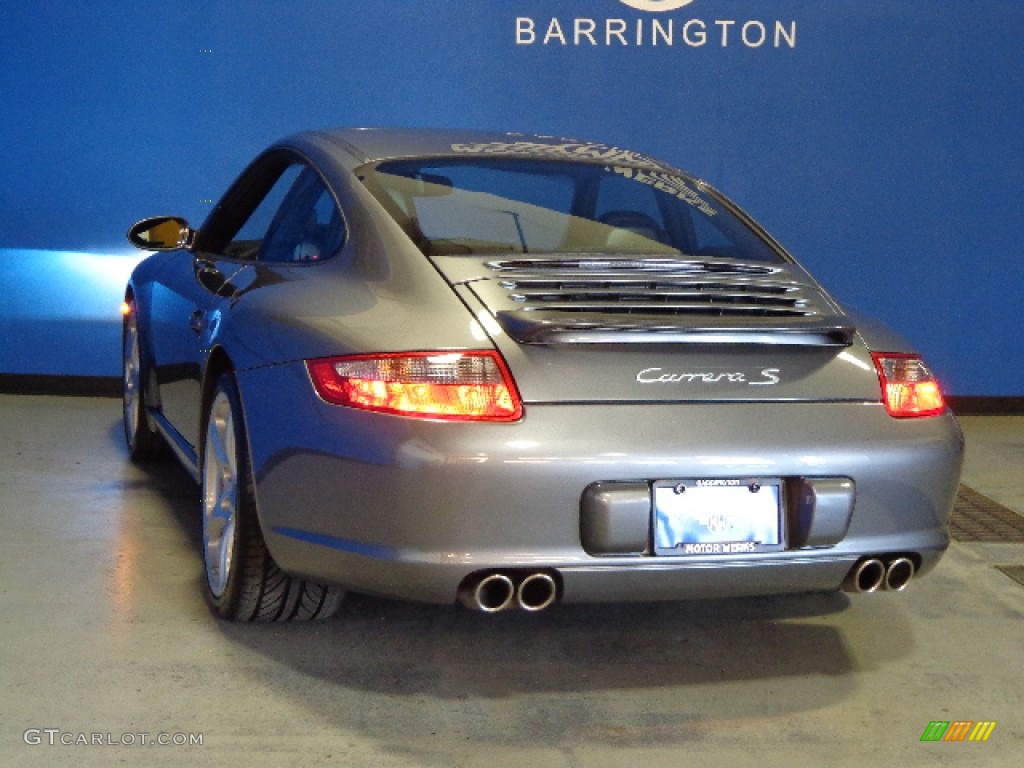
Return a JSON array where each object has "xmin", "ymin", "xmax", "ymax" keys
[
  {"xmin": 122, "ymin": 307, "xmax": 166, "ymax": 461},
  {"xmin": 201, "ymin": 373, "xmax": 344, "ymax": 621}
]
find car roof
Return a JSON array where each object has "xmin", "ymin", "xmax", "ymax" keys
[{"xmin": 296, "ymin": 127, "xmax": 680, "ymax": 173}]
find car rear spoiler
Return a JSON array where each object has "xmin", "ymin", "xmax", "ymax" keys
[{"xmin": 495, "ymin": 311, "xmax": 856, "ymax": 346}]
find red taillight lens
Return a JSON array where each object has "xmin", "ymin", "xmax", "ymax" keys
[
  {"xmin": 871, "ymin": 353, "xmax": 946, "ymax": 418},
  {"xmin": 307, "ymin": 351, "xmax": 523, "ymax": 422}
]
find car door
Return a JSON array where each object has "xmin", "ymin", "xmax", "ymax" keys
[
  {"xmin": 150, "ymin": 156, "xmax": 309, "ymax": 450},
  {"xmin": 147, "ymin": 252, "xmax": 240, "ymax": 451}
]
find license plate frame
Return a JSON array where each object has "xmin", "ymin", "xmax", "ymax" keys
[{"xmin": 652, "ymin": 478, "xmax": 785, "ymax": 556}]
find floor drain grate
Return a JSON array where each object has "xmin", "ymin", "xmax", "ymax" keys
[{"xmin": 951, "ymin": 485, "xmax": 1024, "ymax": 543}]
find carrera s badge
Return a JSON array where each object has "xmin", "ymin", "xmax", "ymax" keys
[{"xmin": 636, "ymin": 367, "xmax": 781, "ymax": 386}]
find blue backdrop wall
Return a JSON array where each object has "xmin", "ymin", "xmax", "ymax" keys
[{"xmin": 1, "ymin": 0, "xmax": 1021, "ymax": 395}]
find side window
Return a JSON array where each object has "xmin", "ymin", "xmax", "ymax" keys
[
  {"xmin": 202, "ymin": 155, "xmax": 346, "ymax": 263},
  {"xmin": 221, "ymin": 164, "xmax": 304, "ymax": 260},
  {"xmin": 259, "ymin": 168, "xmax": 346, "ymax": 263}
]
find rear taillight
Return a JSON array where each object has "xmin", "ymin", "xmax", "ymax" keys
[
  {"xmin": 307, "ymin": 351, "xmax": 523, "ymax": 422},
  {"xmin": 871, "ymin": 353, "xmax": 946, "ymax": 418}
]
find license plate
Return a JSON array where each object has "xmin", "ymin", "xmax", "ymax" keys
[{"xmin": 653, "ymin": 478, "xmax": 784, "ymax": 555}]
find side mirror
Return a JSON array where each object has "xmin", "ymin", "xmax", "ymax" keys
[{"xmin": 127, "ymin": 216, "xmax": 195, "ymax": 251}]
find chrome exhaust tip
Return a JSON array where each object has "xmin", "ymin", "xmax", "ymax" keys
[
  {"xmin": 516, "ymin": 572, "xmax": 558, "ymax": 612},
  {"xmin": 844, "ymin": 558, "xmax": 886, "ymax": 593},
  {"xmin": 458, "ymin": 573, "xmax": 516, "ymax": 613},
  {"xmin": 884, "ymin": 557, "xmax": 915, "ymax": 591}
]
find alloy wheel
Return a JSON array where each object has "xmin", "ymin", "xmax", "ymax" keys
[
  {"xmin": 203, "ymin": 391, "xmax": 238, "ymax": 598},
  {"xmin": 122, "ymin": 316, "xmax": 141, "ymax": 442}
]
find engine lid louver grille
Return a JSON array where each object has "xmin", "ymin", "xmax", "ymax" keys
[
  {"xmin": 500, "ymin": 279, "xmax": 807, "ymax": 317},
  {"xmin": 476, "ymin": 258, "xmax": 854, "ymax": 346}
]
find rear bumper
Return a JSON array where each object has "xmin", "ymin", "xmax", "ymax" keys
[
  {"xmin": 240, "ymin": 363, "xmax": 963, "ymax": 605},
  {"xmin": 264, "ymin": 534, "xmax": 948, "ymax": 604}
]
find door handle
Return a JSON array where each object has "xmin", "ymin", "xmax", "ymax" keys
[{"xmin": 189, "ymin": 310, "xmax": 206, "ymax": 335}]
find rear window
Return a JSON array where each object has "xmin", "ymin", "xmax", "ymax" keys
[{"xmin": 359, "ymin": 158, "xmax": 785, "ymax": 263}]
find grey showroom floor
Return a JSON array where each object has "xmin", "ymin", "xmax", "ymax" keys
[{"xmin": 1, "ymin": 394, "xmax": 1021, "ymax": 767}]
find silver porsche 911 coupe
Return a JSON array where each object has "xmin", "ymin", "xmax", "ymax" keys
[{"xmin": 124, "ymin": 128, "xmax": 964, "ymax": 622}]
